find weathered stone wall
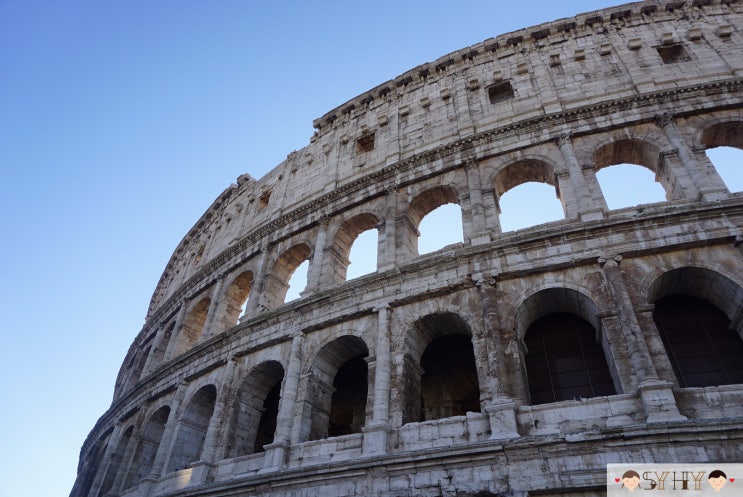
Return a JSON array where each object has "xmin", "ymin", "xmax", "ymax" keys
[{"xmin": 71, "ymin": 1, "xmax": 743, "ymax": 496}]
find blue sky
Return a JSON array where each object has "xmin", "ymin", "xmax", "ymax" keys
[{"xmin": 1, "ymin": 2, "xmax": 740, "ymax": 497}]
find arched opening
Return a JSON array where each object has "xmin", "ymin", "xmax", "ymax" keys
[
  {"xmin": 97, "ymin": 426, "xmax": 133, "ymax": 496},
  {"xmin": 285, "ymin": 260, "xmax": 309, "ymax": 302},
  {"xmin": 217, "ymin": 271, "xmax": 253, "ymax": 331},
  {"xmin": 421, "ymin": 334, "xmax": 480, "ymax": 420},
  {"xmin": 166, "ymin": 385, "xmax": 217, "ymax": 473},
  {"xmin": 701, "ymin": 120, "xmax": 743, "ymax": 193},
  {"xmin": 403, "ymin": 312, "xmax": 480, "ymax": 424},
  {"xmin": 515, "ymin": 288, "xmax": 619, "ymax": 405},
  {"xmin": 653, "ymin": 295, "xmax": 743, "ymax": 388},
  {"xmin": 347, "ymin": 229, "xmax": 378, "ymax": 280},
  {"xmin": 77, "ymin": 435, "xmax": 108, "ymax": 497},
  {"xmin": 151, "ymin": 321, "xmax": 175, "ymax": 367},
  {"xmin": 302, "ymin": 335, "xmax": 369, "ymax": 441},
  {"xmin": 706, "ymin": 147, "xmax": 743, "ymax": 193},
  {"xmin": 593, "ymin": 139, "xmax": 670, "ymax": 205},
  {"xmin": 329, "ymin": 213, "xmax": 380, "ymax": 283},
  {"xmin": 596, "ymin": 164, "xmax": 667, "ymax": 210},
  {"xmin": 524, "ymin": 313, "xmax": 617, "ymax": 405},
  {"xmin": 648, "ymin": 266, "xmax": 743, "ymax": 388},
  {"xmin": 408, "ymin": 186, "xmax": 463, "ymax": 256},
  {"xmin": 123, "ymin": 406, "xmax": 170, "ymax": 490},
  {"xmin": 172, "ymin": 298, "xmax": 210, "ymax": 357},
  {"xmin": 228, "ymin": 361, "xmax": 284, "ymax": 458},
  {"xmin": 265, "ymin": 244, "xmax": 311, "ymax": 307},
  {"xmin": 494, "ymin": 160, "xmax": 564, "ymax": 232},
  {"xmin": 418, "ymin": 204, "xmax": 463, "ymax": 254},
  {"xmin": 328, "ymin": 354, "xmax": 369, "ymax": 436},
  {"xmin": 498, "ymin": 182, "xmax": 564, "ymax": 231}
]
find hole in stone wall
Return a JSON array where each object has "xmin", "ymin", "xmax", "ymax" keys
[
  {"xmin": 356, "ymin": 133, "xmax": 375, "ymax": 153},
  {"xmin": 253, "ymin": 381, "xmax": 282, "ymax": 453},
  {"xmin": 259, "ymin": 190, "xmax": 272, "ymax": 208},
  {"xmin": 656, "ymin": 43, "xmax": 688, "ymax": 63},
  {"xmin": 487, "ymin": 81, "xmax": 514, "ymax": 104},
  {"xmin": 498, "ymin": 182, "xmax": 563, "ymax": 231},
  {"xmin": 284, "ymin": 259, "xmax": 309, "ymax": 302}
]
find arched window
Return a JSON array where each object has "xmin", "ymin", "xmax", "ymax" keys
[
  {"xmin": 166, "ymin": 385, "xmax": 216, "ymax": 473},
  {"xmin": 420, "ymin": 334, "xmax": 480, "ymax": 420},
  {"xmin": 123, "ymin": 406, "xmax": 170, "ymax": 490},
  {"xmin": 172, "ymin": 298, "xmax": 210, "ymax": 357},
  {"xmin": 347, "ymin": 228, "xmax": 378, "ymax": 280},
  {"xmin": 596, "ymin": 163, "xmax": 667, "ymax": 210},
  {"xmin": 498, "ymin": 182, "xmax": 564, "ymax": 231},
  {"xmin": 216, "ymin": 271, "xmax": 253, "ymax": 331},
  {"xmin": 264, "ymin": 244, "xmax": 311, "ymax": 307},
  {"xmin": 418, "ymin": 204, "xmax": 463, "ymax": 254},
  {"xmin": 98, "ymin": 426, "xmax": 134, "ymax": 496},
  {"xmin": 701, "ymin": 121, "xmax": 743, "ymax": 193},
  {"xmin": 593, "ymin": 139, "xmax": 671, "ymax": 204},
  {"xmin": 329, "ymin": 213, "xmax": 380, "ymax": 283},
  {"xmin": 653, "ymin": 295, "xmax": 743, "ymax": 388},
  {"xmin": 525, "ymin": 313, "xmax": 616, "ymax": 405},
  {"xmin": 403, "ymin": 313, "xmax": 480, "ymax": 423},
  {"xmin": 302, "ymin": 336, "xmax": 369, "ymax": 441},
  {"xmin": 228, "ymin": 361, "xmax": 284, "ymax": 457},
  {"xmin": 706, "ymin": 146, "xmax": 743, "ymax": 193},
  {"xmin": 408, "ymin": 186, "xmax": 463, "ymax": 256},
  {"xmin": 494, "ymin": 159, "xmax": 564, "ymax": 232}
]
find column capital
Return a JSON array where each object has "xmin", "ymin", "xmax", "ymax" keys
[
  {"xmin": 654, "ymin": 111, "xmax": 676, "ymax": 128},
  {"xmin": 598, "ymin": 254, "xmax": 622, "ymax": 268},
  {"xmin": 556, "ymin": 131, "xmax": 573, "ymax": 147}
]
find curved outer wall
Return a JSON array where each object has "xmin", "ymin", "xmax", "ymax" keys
[{"xmin": 72, "ymin": 1, "xmax": 743, "ymax": 496}]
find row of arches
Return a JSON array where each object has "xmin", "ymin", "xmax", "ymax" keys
[
  {"xmin": 92, "ymin": 265, "xmax": 743, "ymax": 496},
  {"xmin": 124, "ymin": 117, "xmax": 742, "ymax": 393}
]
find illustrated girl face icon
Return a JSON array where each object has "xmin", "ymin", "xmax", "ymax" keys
[{"xmin": 622, "ymin": 470, "xmax": 641, "ymax": 491}]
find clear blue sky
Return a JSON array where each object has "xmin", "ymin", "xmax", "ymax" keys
[{"xmin": 1, "ymin": 2, "xmax": 740, "ymax": 497}]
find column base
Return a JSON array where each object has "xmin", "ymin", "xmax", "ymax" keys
[
  {"xmin": 636, "ymin": 380, "xmax": 687, "ymax": 424},
  {"xmin": 362, "ymin": 422, "xmax": 391, "ymax": 455},
  {"xmin": 260, "ymin": 440, "xmax": 289, "ymax": 473},
  {"xmin": 188, "ymin": 460, "xmax": 214, "ymax": 486},
  {"xmin": 485, "ymin": 399, "xmax": 520, "ymax": 440}
]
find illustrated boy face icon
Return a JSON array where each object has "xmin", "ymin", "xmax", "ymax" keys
[
  {"xmin": 622, "ymin": 471, "xmax": 641, "ymax": 491},
  {"xmin": 708, "ymin": 470, "xmax": 728, "ymax": 492}
]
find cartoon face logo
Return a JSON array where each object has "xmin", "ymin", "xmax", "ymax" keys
[
  {"xmin": 622, "ymin": 470, "xmax": 641, "ymax": 491},
  {"xmin": 708, "ymin": 470, "xmax": 728, "ymax": 492}
]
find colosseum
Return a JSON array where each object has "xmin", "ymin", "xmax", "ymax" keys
[{"xmin": 71, "ymin": 1, "xmax": 743, "ymax": 496}]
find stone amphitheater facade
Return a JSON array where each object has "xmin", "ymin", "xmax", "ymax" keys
[{"xmin": 71, "ymin": 1, "xmax": 743, "ymax": 496}]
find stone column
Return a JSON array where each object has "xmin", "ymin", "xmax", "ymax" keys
[
  {"xmin": 262, "ymin": 332, "xmax": 304, "ymax": 471},
  {"xmin": 140, "ymin": 382, "xmax": 190, "ymax": 497},
  {"xmin": 86, "ymin": 424, "xmax": 126, "ymax": 497},
  {"xmin": 245, "ymin": 246, "xmax": 271, "ymax": 316},
  {"xmin": 201, "ymin": 277, "xmax": 225, "ymax": 339},
  {"xmin": 378, "ymin": 189, "xmax": 399, "ymax": 271},
  {"xmin": 162, "ymin": 304, "xmax": 189, "ymax": 362},
  {"xmin": 464, "ymin": 159, "xmax": 492, "ymax": 245},
  {"xmin": 598, "ymin": 255, "xmax": 685, "ymax": 423},
  {"xmin": 304, "ymin": 216, "xmax": 329, "ymax": 293},
  {"xmin": 189, "ymin": 358, "xmax": 238, "ymax": 485},
  {"xmin": 557, "ymin": 132, "xmax": 606, "ymax": 221},
  {"xmin": 481, "ymin": 187, "xmax": 502, "ymax": 235},
  {"xmin": 656, "ymin": 113, "xmax": 728, "ymax": 201},
  {"xmin": 477, "ymin": 279, "xmax": 520, "ymax": 440},
  {"xmin": 363, "ymin": 305, "xmax": 392, "ymax": 454}
]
